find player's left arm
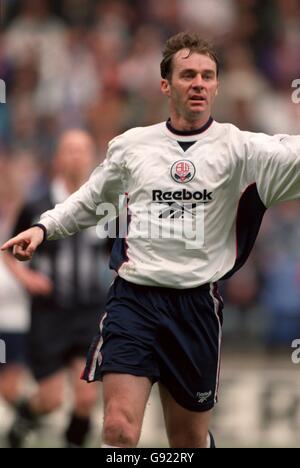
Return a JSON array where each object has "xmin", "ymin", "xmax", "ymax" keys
[{"xmin": 245, "ymin": 133, "xmax": 300, "ymax": 207}]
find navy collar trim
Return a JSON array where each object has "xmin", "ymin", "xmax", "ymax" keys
[{"xmin": 166, "ymin": 117, "xmax": 214, "ymax": 136}]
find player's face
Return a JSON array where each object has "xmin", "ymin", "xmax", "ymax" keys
[
  {"xmin": 56, "ymin": 131, "xmax": 96, "ymax": 181},
  {"xmin": 161, "ymin": 50, "xmax": 219, "ymax": 123}
]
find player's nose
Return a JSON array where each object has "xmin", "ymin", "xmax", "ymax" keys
[{"xmin": 191, "ymin": 74, "xmax": 205, "ymax": 89}]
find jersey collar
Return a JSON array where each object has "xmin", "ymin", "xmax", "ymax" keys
[{"xmin": 165, "ymin": 117, "xmax": 215, "ymax": 141}]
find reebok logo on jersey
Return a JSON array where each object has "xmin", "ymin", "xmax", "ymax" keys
[
  {"xmin": 158, "ymin": 202, "xmax": 197, "ymax": 219},
  {"xmin": 171, "ymin": 160, "xmax": 196, "ymax": 184},
  {"xmin": 152, "ymin": 189, "xmax": 213, "ymax": 203}
]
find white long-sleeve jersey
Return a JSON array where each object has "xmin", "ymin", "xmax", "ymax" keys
[{"xmin": 39, "ymin": 119, "xmax": 300, "ymax": 289}]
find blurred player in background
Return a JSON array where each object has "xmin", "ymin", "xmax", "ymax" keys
[
  {"xmin": 2, "ymin": 130, "xmax": 113, "ymax": 448},
  {"xmin": 2, "ymin": 32, "xmax": 300, "ymax": 449},
  {"xmin": 0, "ymin": 162, "xmax": 30, "ymax": 429},
  {"xmin": 0, "ymin": 257, "xmax": 29, "ymax": 409}
]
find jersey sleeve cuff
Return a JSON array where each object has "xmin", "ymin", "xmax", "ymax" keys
[{"xmin": 32, "ymin": 223, "xmax": 48, "ymax": 243}]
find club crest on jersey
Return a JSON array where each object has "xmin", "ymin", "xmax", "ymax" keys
[{"xmin": 171, "ymin": 160, "xmax": 196, "ymax": 184}]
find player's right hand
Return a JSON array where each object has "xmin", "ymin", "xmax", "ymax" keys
[{"xmin": 0, "ymin": 227, "xmax": 45, "ymax": 262}]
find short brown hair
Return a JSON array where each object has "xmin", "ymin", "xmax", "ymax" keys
[{"xmin": 160, "ymin": 32, "xmax": 219, "ymax": 81}]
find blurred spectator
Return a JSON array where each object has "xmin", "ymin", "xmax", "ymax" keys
[
  {"xmin": 179, "ymin": 0, "xmax": 237, "ymax": 37},
  {"xmin": 255, "ymin": 86, "xmax": 300, "ymax": 135},
  {"xmin": 256, "ymin": 203, "xmax": 300, "ymax": 347},
  {"xmin": 0, "ymin": 159, "xmax": 30, "ymax": 426},
  {"xmin": 5, "ymin": 0, "xmax": 67, "ymax": 74},
  {"xmin": 215, "ymin": 44, "xmax": 269, "ymax": 130},
  {"xmin": 142, "ymin": 0, "xmax": 181, "ymax": 37},
  {"xmin": 119, "ymin": 26, "xmax": 162, "ymax": 96}
]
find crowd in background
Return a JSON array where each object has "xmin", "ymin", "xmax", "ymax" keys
[{"xmin": 1, "ymin": 0, "xmax": 300, "ymax": 349}]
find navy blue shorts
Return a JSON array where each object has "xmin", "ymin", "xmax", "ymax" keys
[
  {"xmin": 83, "ymin": 277, "xmax": 223, "ymax": 412},
  {"xmin": 0, "ymin": 332, "xmax": 27, "ymax": 371}
]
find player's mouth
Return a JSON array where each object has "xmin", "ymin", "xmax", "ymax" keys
[{"xmin": 189, "ymin": 96, "xmax": 207, "ymax": 103}]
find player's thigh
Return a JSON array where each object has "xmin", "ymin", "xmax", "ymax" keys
[
  {"xmin": 159, "ymin": 383, "xmax": 213, "ymax": 448},
  {"xmin": 70, "ymin": 358, "xmax": 99, "ymax": 413},
  {"xmin": 103, "ymin": 373, "xmax": 152, "ymax": 429}
]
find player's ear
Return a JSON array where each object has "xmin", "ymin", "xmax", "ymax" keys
[
  {"xmin": 215, "ymin": 80, "xmax": 220, "ymax": 97},
  {"xmin": 161, "ymin": 79, "xmax": 171, "ymax": 97}
]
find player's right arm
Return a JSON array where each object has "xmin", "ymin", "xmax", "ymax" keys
[
  {"xmin": 1, "ymin": 226, "xmax": 45, "ymax": 261},
  {"xmin": 1, "ymin": 136, "xmax": 127, "ymax": 261},
  {"xmin": 38, "ymin": 136, "xmax": 127, "ymax": 241}
]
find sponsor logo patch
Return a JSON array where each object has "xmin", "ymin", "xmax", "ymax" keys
[
  {"xmin": 197, "ymin": 391, "xmax": 212, "ymax": 404},
  {"xmin": 152, "ymin": 189, "xmax": 213, "ymax": 203}
]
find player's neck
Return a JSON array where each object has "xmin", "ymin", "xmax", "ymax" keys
[{"xmin": 169, "ymin": 112, "xmax": 212, "ymax": 133}]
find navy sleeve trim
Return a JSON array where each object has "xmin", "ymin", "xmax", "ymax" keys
[{"xmin": 32, "ymin": 224, "xmax": 47, "ymax": 243}]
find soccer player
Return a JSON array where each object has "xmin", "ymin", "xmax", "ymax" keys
[
  {"xmin": 2, "ymin": 32, "xmax": 300, "ymax": 448},
  {"xmin": 2, "ymin": 130, "xmax": 113, "ymax": 448}
]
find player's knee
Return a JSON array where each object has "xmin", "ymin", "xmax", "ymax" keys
[
  {"xmin": 75, "ymin": 388, "xmax": 98, "ymax": 416},
  {"xmin": 0, "ymin": 369, "xmax": 22, "ymax": 404},
  {"xmin": 0, "ymin": 385, "xmax": 18, "ymax": 405},
  {"xmin": 103, "ymin": 412, "xmax": 140, "ymax": 448},
  {"xmin": 39, "ymin": 392, "xmax": 64, "ymax": 413}
]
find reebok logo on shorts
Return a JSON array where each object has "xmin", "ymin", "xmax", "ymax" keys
[{"xmin": 197, "ymin": 391, "xmax": 212, "ymax": 404}]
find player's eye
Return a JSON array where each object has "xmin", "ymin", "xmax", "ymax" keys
[
  {"xmin": 181, "ymin": 72, "xmax": 195, "ymax": 79},
  {"xmin": 203, "ymin": 73, "xmax": 214, "ymax": 80}
]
